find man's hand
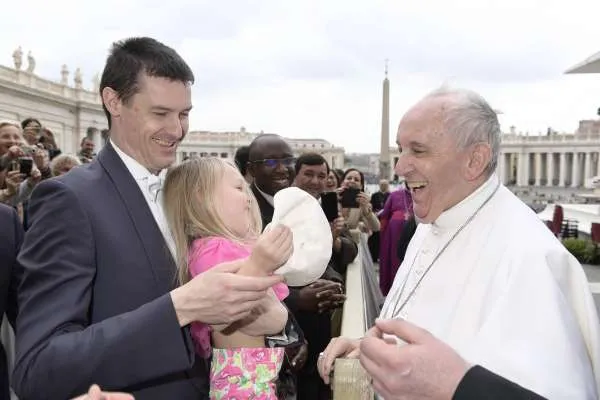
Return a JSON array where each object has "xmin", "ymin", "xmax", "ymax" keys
[
  {"xmin": 296, "ymin": 279, "xmax": 343, "ymax": 313},
  {"xmin": 6, "ymin": 145, "xmax": 24, "ymax": 161},
  {"xmin": 33, "ymin": 147, "xmax": 49, "ymax": 170},
  {"xmin": 317, "ymin": 336, "xmax": 361, "ymax": 384},
  {"xmin": 316, "ymin": 284, "xmax": 345, "ymax": 314},
  {"xmin": 287, "ymin": 341, "xmax": 309, "ymax": 372},
  {"xmin": 27, "ymin": 167, "xmax": 42, "ymax": 187},
  {"xmin": 357, "ymin": 192, "xmax": 371, "ymax": 213},
  {"xmin": 170, "ymin": 260, "xmax": 284, "ymax": 327},
  {"xmin": 359, "ymin": 319, "xmax": 470, "ymax": 400},
  {"xmin": 71, "ymin": 384, "xmax": 134, "ymax": 400},
  {"xmin": 4, "ymin": 170, "xmax": 24, "ymax": 195},
  {"xmin": 331, "ymin": 217, "xmax": 345, "ymax": 239}
]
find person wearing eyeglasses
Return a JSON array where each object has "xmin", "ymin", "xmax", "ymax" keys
[{"xmin": 247, "ymin": 134, "xmax": 296, "ymax": 227}]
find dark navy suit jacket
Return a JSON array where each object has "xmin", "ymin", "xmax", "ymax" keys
[
  {"xmin": 0, "ymin": 204, "xmax": 22, "ymax": 399},
  {"xmin": 454, "ymin": 366, "xmax": 547, "ymax": 399},
  {"xmin": 12, "ymin": 143, "xmax": 208, "ymax": 399}
]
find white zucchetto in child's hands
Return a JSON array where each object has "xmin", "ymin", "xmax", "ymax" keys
[{"xmin": 266, "ymin": 187, "xmax": 333, "ymax": 287}]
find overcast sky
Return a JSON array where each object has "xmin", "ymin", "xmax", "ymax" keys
[{"xmin": 2, "ymin": 0, "xmax": 600, "ymax": 153}]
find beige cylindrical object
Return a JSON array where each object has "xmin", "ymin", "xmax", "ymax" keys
[{"xmin": 332, "ymin": 358, "xmax": 374, "ymax": 400}]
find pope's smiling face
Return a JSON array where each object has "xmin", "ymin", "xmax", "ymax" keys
[{"xmin": 394, "ymin": 97, "xmax": 478, "ymax": 223}]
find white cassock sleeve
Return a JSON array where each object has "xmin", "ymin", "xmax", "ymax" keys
[
  {"xmin": 457, "ymin": 248, "xmax": 600, "ymax": 399},
  {"xmin": 267, "ymin": 187, "xmax": 332, "ymax": 287}
]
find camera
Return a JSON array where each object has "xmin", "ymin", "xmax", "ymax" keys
[{"xmin": 11, "ymin": 157, "xmax": 33, "ymax": 176}]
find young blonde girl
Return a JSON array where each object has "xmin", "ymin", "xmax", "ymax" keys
[{"xmin": 163, "ymin": 157, "xmax": 293, "ymax": 399}]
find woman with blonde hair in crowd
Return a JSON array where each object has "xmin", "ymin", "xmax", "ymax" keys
[
  {"xmin": 0, "ymin": 121, "xmax": 42, "ymax": 207},
  {"xmin": 50, "ymin": 154, "xmax": 81, "ymax": 177},
  {"xmin": 163, "ymin": 157, "xmax": 292, "ymax": 399}
]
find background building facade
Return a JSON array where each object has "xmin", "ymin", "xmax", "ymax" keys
[
  {"xmin": 0, "ymin": 50, "xmax": 107, "ymax": 153},
  {"xmin": 2, "ymin": 52, "xmax": 600, "ymax": 189},
  {"xmin": 178, "ymin": 127, "xmax": 346, "ymax": 169}
]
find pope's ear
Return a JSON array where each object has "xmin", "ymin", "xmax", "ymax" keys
[{"xmin": 464, "ymin": 143, "xmax": 492, "ymax": 181}]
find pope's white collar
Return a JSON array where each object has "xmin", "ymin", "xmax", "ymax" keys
[{"xmin": 432, "ymin": 174, "xmax": 499, "ymax": 231}]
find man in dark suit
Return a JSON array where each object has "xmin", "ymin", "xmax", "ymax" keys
[
  {"xmin": 0, "ymin": 204, "xmax": 22, "ymax": 399},
  {"xmin": 13, "ymin": 37, "xmax": 281, "ymax": 400},
  {"xmin": 248, "ymin": 138, "xmax": 357, "ymax": 400},
  {"xmin": 290, "ymin": 153, "xmax": 358, "ymax": 400}
]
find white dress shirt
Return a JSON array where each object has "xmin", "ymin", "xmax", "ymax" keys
[
  {"xmin": 254, "ymin": 184, "xmax": 274, "ymax": 206},
  {"xmin": 111, "ymin": 140, "xmax": 176, "ymax": 259}
]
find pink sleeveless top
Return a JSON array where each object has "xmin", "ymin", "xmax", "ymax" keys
[{"xmin": 188, "ymin": 237, "xmax": 289, "ymax": 358}]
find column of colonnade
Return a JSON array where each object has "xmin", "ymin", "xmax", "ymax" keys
[{"xmin": 499, "ymin": 151, "xmax": 600, "ymax": 187}]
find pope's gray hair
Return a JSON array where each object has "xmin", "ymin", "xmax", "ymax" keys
[{"xmin": 423, "ymin": 86, "xmax": 501, "ymax": 176}]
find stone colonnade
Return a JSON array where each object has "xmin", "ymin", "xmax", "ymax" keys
[{"xmin": 497, "ymin": 151, "xmax": 600, "ymax": 187}]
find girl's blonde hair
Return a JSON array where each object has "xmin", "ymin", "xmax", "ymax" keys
[{"xmin": 163, "ymin": 157, "xmax": 263, "ymax": 285}]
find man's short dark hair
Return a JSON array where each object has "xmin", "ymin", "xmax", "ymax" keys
[
  {"xmin": 295, "ymin": 152, "xmax": 330, "ymax": 175},
  {"xmin": 21, "ymin": 118, "xmax": 41, "ymax": 130},
  {"xmin": 99, "ymin": 37, "xmax": 195, "ymax": 128},
  {"xmin": 234, "ymin": 146, "xmax": 250, "ymax": 176}
]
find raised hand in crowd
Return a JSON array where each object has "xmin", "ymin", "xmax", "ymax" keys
[
  {"xmin": 3, "ymin": 169, "xmax": 24, "ymax": 194},
  {"xmin": 32, "ymin": 144, "xmax": 50, "ymax": 172},
  {"xmin": 356, "ymin": 192, "xmax": 373, "ymax": 215}
]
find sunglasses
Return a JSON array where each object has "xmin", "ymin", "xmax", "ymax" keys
[{"xmin": 252, "ymin": 157, "xmax": 296, "ymax": 168}]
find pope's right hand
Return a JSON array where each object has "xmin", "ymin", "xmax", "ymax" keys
[
  {"xmin": 170, "ymin": 260, "xmax": 284, "ymax": 327},
  {"xmin": 317, "ymin": 336, "xmax": 361, "ymax": 385}
]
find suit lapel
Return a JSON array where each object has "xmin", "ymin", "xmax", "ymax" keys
[{"xmin": 97, "ymin": 143, "xmax": 176, "ymax": 293}]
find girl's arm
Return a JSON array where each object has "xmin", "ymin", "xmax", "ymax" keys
[
  {"xmin": 216, "ymin": 256, "xmax": 287, "ymax": 336},
  {"xmin": 236, "ymin": 289, "xmax": 287, "ymax": 336},
  {"xmin": 191, "ymin": 237, "xmax": 289, "ymax": 335}
]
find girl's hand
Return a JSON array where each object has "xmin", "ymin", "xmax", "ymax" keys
[{"xmin": 250, "ymin": 224, "xmax": 293, "ymax": 273}]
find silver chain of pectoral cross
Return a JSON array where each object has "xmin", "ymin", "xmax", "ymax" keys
[{"xmin": 385, "ymin": 181, "xmax": 501, "ymax": 320}]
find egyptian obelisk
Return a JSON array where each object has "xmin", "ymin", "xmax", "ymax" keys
[{"xmin": 379, "ymin": 60, "xmax": 390, "ymax": 180}]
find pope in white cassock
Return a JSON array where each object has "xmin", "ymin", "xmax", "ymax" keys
[{"xmin": 318, "ymin": 86, "xmax": 600, "ymax": 399}]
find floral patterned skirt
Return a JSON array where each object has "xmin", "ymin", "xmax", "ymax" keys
[{"xmin": 210, "ymin": 347, "xmax": 284, "ymax": 400}]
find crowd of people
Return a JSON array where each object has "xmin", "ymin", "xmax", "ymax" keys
[{"xmin": 0, "ymin": 35, "xmax": 599, "ymax": 400}]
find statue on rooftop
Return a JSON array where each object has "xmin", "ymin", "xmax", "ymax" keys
[
  {"xmin": 74, "ymin": 68, "xmax": 83, "ymax": 89},
  {"xmin": 26, "ymin": 51, "xmax": 35, "ymax": 73},
  {"xmin": 12, "ymin": 46, "xmax": 23, "ymax": 70},
  {"xmin": 92, "ymin": 73, "xmax": 100, "ymax": 92},
  {"xmin": 60, "ymin": 64, "xmax": 69, "ymax": 85}
]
